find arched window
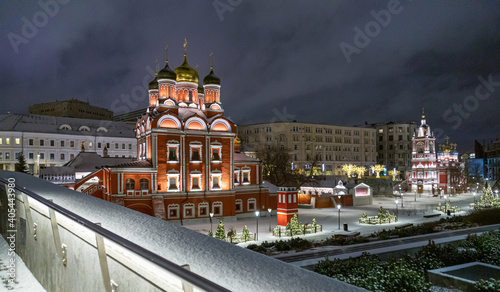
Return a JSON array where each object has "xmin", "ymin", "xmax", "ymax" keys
[
  {"xmin": 125, "ymin": 179, "xmax": 135, "ymax": 190},
  {"xmin": 140, "ymin": 178, "xmax": 149, "ymax": 190},
  {"xmin": 416, "ymin": 142, "xmax": 424, "ymax": 153}
]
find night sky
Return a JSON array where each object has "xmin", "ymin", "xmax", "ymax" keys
[{"xmin": 2, "ymin": 1, "xmax": 499, "ymax": 153}]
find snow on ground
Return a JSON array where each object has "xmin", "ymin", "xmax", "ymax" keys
[
  {"xmin": 0, "ymin": 171, "xmax": 363, "ymax": 292},
  {"xmin": 0, "ymin": 236, "xmax": 46, "ymax": 291},
  {"xmin": 183, "ymin": 192, "xmax": 477, "ymax": 248}
]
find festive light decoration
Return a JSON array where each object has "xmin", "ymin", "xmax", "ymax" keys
[
  {"xmin": 341, "ymin": 164, "xmax": 356, "ymax": 177},
  {"xmin": 354, "ymin": 166, "xmax": 366, "ymax": 178},
  {"xmin": 373, "ymin": 164, "xmax": 385, "ymax": 178},
  {"xmin": 388, "ymin": 169, "xmax": 400, "ymax": 181}
]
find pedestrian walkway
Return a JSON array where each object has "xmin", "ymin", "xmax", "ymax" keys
[{"xmin": 182, "ymin": 192, "xmax": 477, "ymax": 246}]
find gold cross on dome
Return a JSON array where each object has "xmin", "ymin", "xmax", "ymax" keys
[{"xmin": 183, "ymin": 38, "xmax": 187, "ymax": 52}]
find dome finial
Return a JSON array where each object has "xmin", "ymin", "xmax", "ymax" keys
[
  {"xmin": 210, "ymin": 51, "xmax": 214, "ymax": 70},
  {"xmin": 164, "ymin": 44, "xmax": 169, "ymax": 63},
  {"xmin": 183, "ymin": 37, "xmax": 187, "ymax": 55},
  {"xmin": 422, "ymin": 107, "xmax": 425, "ymax": 119}
]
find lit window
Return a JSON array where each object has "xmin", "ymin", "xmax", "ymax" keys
[
  {"xmin": 234, "ymin": 169, "xmax": 240, "ymax": 185},
  {"xmin": 6, "ymin": 138, "xmax": 10, "ymax": 145},
  {"xmin": 211, "ymin": 144, "xmax": 222, "ymax": 162},
  {"xmin": 15, "ymin": 138, "xmax": 20, "ymax": 145},
  {"xmin": 167, "ymin": 171, "xmax": 180, "ymax": 191},
  {"xmin": 167, "ymin": 141, "xmax": 179, "ymax": 163},
  {"xmin": 0, "ymin": 138, "xmax": 3, "ymax": 144},
  {"xmin": 211, "ymin": 172, "xmax": 222, "ymax": 190},
  {"xmin": 242, "ymin": 167, "xmax": 251, "ymax": 185},
  {"xmin": 168, "ymin": 204, "xmax": 180, "ymax": 219},
  {"xmin": 184, "ymin": 203, "xmax": 195, "ymax": 218}
]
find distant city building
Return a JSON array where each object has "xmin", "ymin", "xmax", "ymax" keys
[
  {"xmin": 74, "ymin": 44, "xmax": 270, "ymax": 223},
  {"xmin": 485, "ymin": 139, "xmax": 500, "ymax": 182},
  {"xmin": 238, "ymin": 122, "xmax": 377, "ymax": 175},
  {"xmin": 409, "ymin": 111, "xmax": 438, "ymax": 194},
  {"xmin": 113, "ymin": 108, "xmax": 146, "ymax": 124},
  {"xmin": 0, "ymin": 114, "xmax": 137, "ymax": 175},
  {"xmin": 372, "ymin": 121, "xmax": 417, "ymax": 178},
  {"xmin": 29, "ymin": 99, "xmax": 113, "ymax": 120}
]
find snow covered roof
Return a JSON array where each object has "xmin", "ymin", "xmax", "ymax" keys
[
  {"xmin": 63, "ymin": 152, "xmax": 134, "ymax": 172},
  {"xmin": 1, "ymin": 170, "xmax": 363, "ymax": 292},
  {"xmin": 234, "ymin": 152, "xmax": 260, "ymax": 163},
  {"xmin": 263, "ymin": 181, "xmax": 279, "ymax": 194},
  {"xmin": 0, "ymin": 114, "xmax": 135, "ymax": 138}
]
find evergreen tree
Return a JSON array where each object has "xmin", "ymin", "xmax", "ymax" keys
[
  {"xmin": 15, "ymin": 153, "xmax": 29, "ymax": 173},
  {"xmin": 215, "ymin": 221, "xmax": 226, "ymax": 241},
  {"xmin": 479, "ymin": 185, "xmax": 500, "ymax": 207},
  {"xmin": 208, "ymin": 230, "xmax": 213, "ymax": 237},
  {"xmin": 242, "ymin": 225, "xmax": 250, "ymax": 242}
]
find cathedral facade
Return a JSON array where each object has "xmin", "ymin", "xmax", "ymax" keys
[{"xmin": 75, "ymin": 44, "xmax": 270, "ymax": 222}]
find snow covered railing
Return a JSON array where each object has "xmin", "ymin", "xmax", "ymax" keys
[
  {"xmin": 0, "ymin": 171, "xmax": 365, "ymax": 292},
  {"xmin": 0, "ymin": 175, "xmax": 228, "ymax": 292}
]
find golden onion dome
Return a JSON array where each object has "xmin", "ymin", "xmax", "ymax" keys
[{"xmin": 174, "ymin": 53, "xmax": 199, "ymax": 83}]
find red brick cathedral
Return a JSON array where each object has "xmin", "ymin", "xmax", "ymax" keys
[{"xmin": 75, "ymin": 43, "xmax": 270, "ymax": 222}]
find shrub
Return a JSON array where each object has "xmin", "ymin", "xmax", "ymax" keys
[
  {"xmin": 274, "ymin": 240, "xmax": 291, "ymax": 251},
  {"xmin": 289, "ymin": 237, "xmax": 312, "ymax": 251},
  {"xmin": 246, "ymin": 244, "xmax": 267, "ymax": 254},
  {"xmin": 475, "ymin": 278, "xmax": 500, "ymax": 292}
]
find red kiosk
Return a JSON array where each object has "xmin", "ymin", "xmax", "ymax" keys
[{"xmin": 277, "ymin": 187, "xmax": 299, "ymax": 226}]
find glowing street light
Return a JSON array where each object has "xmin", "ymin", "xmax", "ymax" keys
[
  {"xmin": 209, "ymin": 212, "xmax": 214, "ymax": 234},
  {"xmin": 255, "ymin": 211, "xmax": 260, "ymax": 241},
  {"xmin": 337, "ymin": 205, "xmax": 341, "ymax": 230},
  {"xmin": 268, "ymin": 208, "xmax": 272, "ymax": 231},
  {"xmin": 395, "ymin": 199, "xmax": 399, "ymax": 221}
]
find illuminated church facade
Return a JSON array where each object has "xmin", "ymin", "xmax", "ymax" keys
[
  {"xmin": 408, "ymin": 111, "xmax": 438, "ymax": 194},
  {"xmin": 75, "ymin": 43, "xmax": 270, "ymax": 222}
]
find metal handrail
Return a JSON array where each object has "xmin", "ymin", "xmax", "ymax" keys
[{"xmin": 0, "ymin": 177, "xmax": 229, "ymax": 292}]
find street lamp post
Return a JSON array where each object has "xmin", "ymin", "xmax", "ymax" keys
[
  {"xmin": 268, "ymin": 208, "xmax": 272, "ymax": 232},
  {"xmin": 209, "ymin": 212, "xmax": 214, "ymax": 234},
  {"xmin": 337, "ymin": 205, "xmax": 341, "ymax": 230},
  {"xmin": 473, "ymin": 192, "xmax": 476, "ymax": 209},
  {"xmin": 255, "ymin": 211, "xmax": 260, "ymax": 241},
  {"xmin": 395, "ymin": 199, "xmax": 399, "ymax": 221},
  {"xmin": 401, "ymin": 192, "xmax": 404, "ymax": 208},
  {"xmin": 496, "ymin": 190, "xmax": 499, "ymax": 198},
  {"xmin": 444, "ymin": 195, "xmax": 448, "ymax": 214}
]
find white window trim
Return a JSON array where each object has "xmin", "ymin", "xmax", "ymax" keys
[
  {"xmin": 167, "ymin": 170, "xmax": 180, "ymax": 192},
  {"xmin": 212, "ymin": 201, "xmax": 223, "ymax": 216},
  {"xmin": 198, "ymin": 202, "xmax": 209, "ymax": 217},
  {"xmin": 189, "ymin": 141, "xmax": 203, "ymax": 163},
  {"xmin": 242, "ymin": 167, "xmax": 251, "ymax": 185},
  {"xmin": 235, "ymin": 199, "xmax": 243, "ymax": 213},
  {"xmin": 183, "ymin": 203, "xmax": 195, "ymax": 218},
  {"xmin": 211, "ymin": 171, "xmax": 222, "ymax": 190},
  {"xmin": 167, "ymin": 140, "xmax": 180, "ymax": 164},
  {"xmin": 234, "ymin": 168, "xmax": 240, "ymax": 186},
  {"xmin": 211, "ymin": 143, "xmax": 222, "ymax": 163},
  {"xmin": 190, "ymin": 171, "xmax": 202, "ymax": 191},
  {"xmin": 167, "ymin": 204, "xmax": 180, "ymax": 219},
  {"xmin": 247, "ymin": 198, "xmax": 257, "ymax": 212}
]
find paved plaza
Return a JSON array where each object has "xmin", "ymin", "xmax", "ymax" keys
[{"xmin": 182, "ymin": 192, "xmax": 479, "ymax": 246}]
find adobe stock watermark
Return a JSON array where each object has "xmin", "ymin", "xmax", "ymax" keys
[
  {"xmin": 339, "ymin": 0, "xmax": 404, "ymax": 63},
  {"xmin": 270, "ymin": 106, "xmax": 296, "ymax": 132},
  {"xmin": 213, "ymin": 0, "xmax": 243, "ymax": 22},
  {"xmin": 433, "ymin": 73, "xmax": 500, "ymax": 141},
  {"xmin": 6, "ymin": 178, "xmax": 17, "ymax": 287},
  {"xmin": 8, "ymin": 0, "xmax": 71, "ymax": 54},
  {"xmin": 109, "ymin": 65, "xmax": 156, "ymax": 117}
]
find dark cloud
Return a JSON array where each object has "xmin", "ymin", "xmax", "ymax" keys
[{"xmin": 1, "ymin": 0, "xmax": 499, "ymax": 152}]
